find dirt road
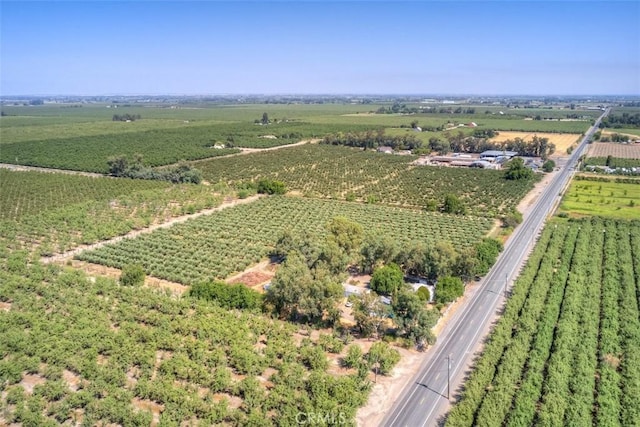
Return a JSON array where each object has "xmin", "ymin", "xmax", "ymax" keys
[{"xmin": 41, "ymin": 195, "xmax": 263, "ymax": 265}]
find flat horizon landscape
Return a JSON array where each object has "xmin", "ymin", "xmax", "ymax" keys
[{"xmin": 1, "ymin": 0, "xmax": 638, "ymax": 425}]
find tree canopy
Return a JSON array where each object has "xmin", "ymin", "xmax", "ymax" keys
[
  {"xmin": 504, "ymin": 157, "xmax": 534, "ymax": 180},
  {"xmin": 370, "ymin": 263, "xmax": 404, "ymax": 295}
]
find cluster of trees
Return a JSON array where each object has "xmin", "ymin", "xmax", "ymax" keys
[
  {"xmin": 600, "ymin": 133, "xmax": 631, "ymax": 142},
  {"xmin": 375, "ymin": 102, "xmax": 419, "ymax": 114},
  {"xmin": 321, "ymin": 129, "xmax": 423, "ymax": 151},
  {"xmin": 441, "ymin": 132, "xmax": 555, "ymax": 159},
  {"xmin": 112, "ymin": 113, "xmax": 141, "ymax": 122},
  {"xmin": 343, "ymin": 342, "xmax": 401, "ymax": 379},
  {"xmin": 266, "ymin": 217, "xmax": 363, "ymax": 324},
  {"xmin": 189, "ymin": 281, "xmax": 263, "ymax": 310},
  {"xmin": 350, "ymin": 281, "xmax": 438, "ymax": 349},
  {"xmin": 600, "ymin": 112, "xmax": 640, "ymax": 128},
  {"xmin": 504, "ymin": 158, "xmax": 534, "ymax": 180},
  {"xmin": 360, "ymin": 234, "xmax": 502, "ymax": 282},
  {"xmin": 265, "ymin": 216, "xmax": 503, "ymax": 348},
  {"xmin": 107, "ymin": 154, "xmax": 203, "ymax": 184}
]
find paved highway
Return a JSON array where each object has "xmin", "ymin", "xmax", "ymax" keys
[{"xmin": 381, "ymin": 108, "xmax": 610, "ymax": 427}]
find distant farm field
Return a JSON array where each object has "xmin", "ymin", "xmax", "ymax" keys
[
  {"xmin": 0, "ymin": 170, "xmax": 169, "ymax": 221},
  {"xmin": 308, "ymin": 114, "xmax": 591, "ymax": 133},
  {"xmin": 490, "ymin": 131, "xmax": 581, "ymax": 155},
  {"xmin": 0, "ymin": 170, "xmax": 223, "ymax": 254},
  {"xmin": 77, "ymin": 196, "xmax": 493, "ymax": 284},
  {"xmin": 559, "ymin": 179, "xmax": 640, "ymax": 220},
  {"xmin": 447, "ymin": 217, "xmax": 640, "ymax": 427},
  {"xmin": 602, "ymin": 129, "xmax": 640, "ymax": 138},
  {"xmin": 587, "ymin": 142, "xmax": 640, "ymax": 159},
  {"xmin": 198, "ymin": 144, "xmax": 539, "ymax": 217}
]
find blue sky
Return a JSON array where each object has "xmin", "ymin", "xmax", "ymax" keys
[{"xmin": 1, "ymin": 1, "xmax": 639, "ymax": 95}]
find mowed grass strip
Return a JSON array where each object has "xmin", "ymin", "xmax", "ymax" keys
[
  {"xmin": 560, "ymin": 179, "xmax": 640, "ymax": 219},
  {"xmin": 77, "ymin": 196, "xmax": 493, "ymax": 284}
]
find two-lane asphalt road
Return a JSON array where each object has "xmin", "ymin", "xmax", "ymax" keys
[{"xmin": 381, "ymin": 109, "xmax": 609, "ymax": 427}]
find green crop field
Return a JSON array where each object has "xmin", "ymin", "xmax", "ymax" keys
[
  {"xmin": 198, "ymin": 144, "xmax": 540, "ymax": 217},
  {"xmin": 0, "ymin": 170, "xmax": 223, "ymax": 254},
  {"xmin": 0, "ymin": 170, "xmax": 171, "ymax": 221},
  {"xmin": 447, "ymin": 217, "xmax": 640, "ymax": 427},
  {"xmin": 609, "ymin": 128, "xmax": 640, "ymax": 137},
  {"xmin": 0, "ymin": 262, "xmax": 372, "ymax": 425},
  {"xmin": 0, "ymin": 102, "xmax": 595, "ymax": 173},
  {"xmin": 77, "ymin": 196, "xmax": 493, "ymax": 284},
  {"xmin": 559, "ymin": 179, "xmax": 640, "ymax": 219}
]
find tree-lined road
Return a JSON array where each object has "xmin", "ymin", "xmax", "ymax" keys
[{"xmin": 381, "ymin": 109, "xmax": 609, "ymax": 427}]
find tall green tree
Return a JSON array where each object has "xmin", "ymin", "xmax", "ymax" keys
[
  {"xmin": 428, "ymin": 241, "xmax": 458, "ymax": 279},
  {"xmin": 443, "ymin": 194, "xmax": 466, "ymax": 215},
  {"xmin": 435, "ymin": 276, "xmax": 464, "ymax": 304},
  {"xmin": 352, "ymin": 291, "xmax": 390, "ymax": 338},
  {"xmin": 370, "ymin": 263, "xmax": 404, "ymax": 295},
  {"xmin": 504, "ymin": 157, "xmax": 533, "ymax": 180},
  {"xmin": 326, "ymin": 216, "xmax": 363, "ymax": 258},
  {"xmin": 360, "ymin": 233, "xmax": 399, "ymax": 274},
  {"xmin": 392, "ymin": 290, "xmax": 438, "ymax": 348}
]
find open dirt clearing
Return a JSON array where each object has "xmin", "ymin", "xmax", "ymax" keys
[
  {"xmin": 490, "ymin": 131, "xmax": 581, "ymax": 155},
  {"xmin": 587, "ymin": 142, "xmax": 640, "ymax": 159}
]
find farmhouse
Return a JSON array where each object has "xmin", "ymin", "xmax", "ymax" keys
[{"xmin": 343, "ymin": 283, "xmax": 367, "ymax": 298}]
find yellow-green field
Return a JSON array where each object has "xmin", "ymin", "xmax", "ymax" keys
[{"xmin": 560, "ymin": 179, "xmax": 640, "ymax": 219}]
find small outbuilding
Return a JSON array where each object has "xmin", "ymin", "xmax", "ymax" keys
[
  {"xmin": 480, "ymin": 150, "xmax": 518, "ymax": 160},
  {"xmin": 377, "ymin": 146, "xmax": 394, "ymax": 154}
]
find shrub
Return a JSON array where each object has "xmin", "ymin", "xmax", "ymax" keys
[
  {"xmin": 542, "ymin": 159, "xmax": 556, "ymax": 173},
  {"xmin": 189, "ymin": 281, "xmax": 262, "ymax": 310},
  {"xmin": 120, "ymin": 264, "xmax": 145, "ymax": 286},
  {"xmin": 343, "ymin": 345, "xmax": 364, "ymax": 369},
  {"xmin": 257, "ymin": 179, "xmax": 286, "ymax": 195},
  {"xmin": 416, "ymin": 286, "xmax": 431, "ymax": 302},
  {"xmin": 443, "ymin": 194, "xmax": 466, "ymax": 215},
  {"xmin": 435, "ymin": 276, "xmax": 464, "ymax": 304},
  {"xmin": 367, "ymin": 342, "xmax": 400, "ymax": 375}
]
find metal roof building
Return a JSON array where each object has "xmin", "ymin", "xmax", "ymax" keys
[{"xmin": 480, "ymin": 150, "xmax": 518, "ymax": 158}]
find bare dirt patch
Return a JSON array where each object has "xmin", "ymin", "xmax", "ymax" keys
[
  {"xmin": 490, "ymin": 131, "xmax": 581, "ymax": 155},
  {"xmin": 0, "ymin": 301, "xmax": 11, "ymax": 311},
  {"xmin": 126, "ymin": 366, "xmax": 141, "ymax": 389},
  {"xmin": 151, "ymin": 351, "xmax": 172, "ymax": 381},
  {"xmin": 20, "ymin": 373, "xmax": 46, "ymax": 394},
  {"xmin": 225, "ymin": 259, "xmax": 276, "ymax": 291},
  {"xmin": 62, "ymin": 369, "xmax": 83, "ymax": 392},
  {"xmin": 356, "ymin": 347, "xmax": 423, "ymax": 426},
  {"xmin": 132, "ymin": 398, "xmax": 164, "ymax": 426},
  {"xmin": 229, "ymin": 271, "xmax": 273, "ymax": 287},
  {"xmin": 213, "ymin": 393, "xmax": 243, "ymax": 410},
  {"xmin": 516, "ymin": 169, "xmax": 556, "ymax": 217},
  {"xmin": 69, "ymin": 260, "xmax": 189, "ymax": 295}
]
